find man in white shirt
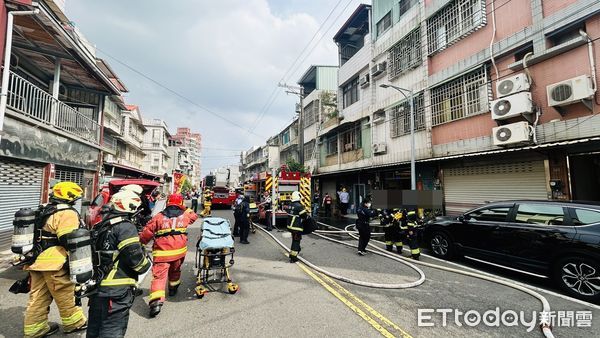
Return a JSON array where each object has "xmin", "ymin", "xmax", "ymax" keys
[{"xmin": 338, "ymin": 188, "xmax": 350, "ymax": 215}]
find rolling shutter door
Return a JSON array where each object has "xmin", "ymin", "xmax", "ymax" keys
[
  {"xmin": 444, "ymin": 161, "xmax": 548, "ymax": 215},
  {"xmin": 55, "ymin": 167, "xmax": 84, "ymax": 213},
  {"xmin": 0, "ymin": 159, "xmax": 44, "ymax": 250}
]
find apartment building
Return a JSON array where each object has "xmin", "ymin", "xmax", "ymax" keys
[
  {"xmin": 171, "ymin": 127, "xmax": 202, "ymax": 184},
  {"xmin": 142, "ymin": 118, "xmax": 170, "ymax": 176}
]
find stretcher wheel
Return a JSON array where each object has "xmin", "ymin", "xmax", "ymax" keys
[
  {"xmin": 227, "ymin": 283, "xmax": 239, "ymax": 294},
  {"xmin": 195, "ymin": 285, "xmax": 207, "ymax": 299},
  {"xmin": 196, "ymin": 293, "xmax": 204, "ymax": 299}
]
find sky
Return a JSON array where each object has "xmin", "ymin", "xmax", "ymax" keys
[{"xmin": 66, "ymin": 0, "xmax": 362, "ymax": 177}]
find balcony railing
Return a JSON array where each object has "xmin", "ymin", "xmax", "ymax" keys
[
  {"xmin": 6, "ymin": 71, "xmax": 100, "ymax": 143},
  {"xmin": 102, "ymin": 134, "xmax": 118, "ymax": 153}
]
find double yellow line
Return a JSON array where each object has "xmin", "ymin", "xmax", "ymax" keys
[{"xmin": 297, "ymin": 263, "xmax": 413, "ymax": 338}]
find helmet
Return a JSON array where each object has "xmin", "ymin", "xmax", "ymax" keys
[
  {"xmin": 110, "ymin": 190, "xmax": 142, "ymax": 214},
  {"xmin": 51, "ymin": 182, "xmax": 83, "ymax": 203},
  {"xmin": 342, "ymin": 188, "xmax": 347, "ymax": 192},
  {"xmin": 120, "ymin": 184, "xmax": 143, "ymax": 196},
  {"xmin": 291, "ymin": 191, "xmax": 301, "ymax": 202},
  {"xmin": 167, "ymin": 193, "xmax": 184, "ymax": 209},
  {"xmin": 406, "ymin": 210, "xmax": 417, "ymax": 222}
]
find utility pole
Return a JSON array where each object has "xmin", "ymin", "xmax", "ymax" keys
[{"xmin": 278, "ymin": 83, "xmax": 305, "ymax": 166}]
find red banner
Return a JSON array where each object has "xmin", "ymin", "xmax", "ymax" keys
[{"xmin": 172, "ymin": 172, "xmax": 187, "ymax": 193}]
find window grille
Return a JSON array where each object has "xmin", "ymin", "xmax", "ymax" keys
[
  {"xmin": 427, "ymin": 0, "xmax": 486, "ymax": 55},
  {"xmin": 303, "ymin": 100, "xmax": 319, "ymax": 128},
  {"xmin": 342, "ymin": 77, "xmax": 360, "ymax": 108},
  {"xmin": 326, "ymin": 136, "xmax": 338, "ymax": 156},
  {"xmin": 390, "ymin": 92, "xmax": 426, "ymax": 138},
  {"xmin": 388, "ymin": 27, "xmax": 421, "ymax": 80}
]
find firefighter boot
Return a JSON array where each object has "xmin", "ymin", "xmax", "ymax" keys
[
  {"xmin": 149, "ymin": 300, "xmax": 163, "ymax": 318},
  {"xmin": 168, "ymin": 284, "xmax": 179, "ymax": 297},
  {"xmin": 385, "ymin": 244, "xmax": 393, "ymax": 252}
]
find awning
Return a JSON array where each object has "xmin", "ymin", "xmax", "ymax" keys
[{"xmin": 313, "ymin": 137, "xmax": 600, "ymax": 176}]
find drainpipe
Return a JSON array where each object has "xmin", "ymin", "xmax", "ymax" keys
[
  {"xmin": 580, "ymin": 30, "xmax": 597, "ymax": 92},
  {"xmin": 0, "ymin": 8, "xmax": 39, "ymax": 142}
]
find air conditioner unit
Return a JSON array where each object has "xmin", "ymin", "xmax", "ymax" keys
[
  {"xmin": 496, "ymin": 73, "xmax": 530, "ymax": 98},
  {"xmin": 372, "ymin": 114, "xmax": 385, "ymax": 125},
  {"xmin": 371, "ymin": 62, "xmax": 387, "ymax": 77},
  {"xmin": 492, "ymin": 121, "xmax": 531, "ymax": 146},
  {"xmin": 373, "ymin": 143, "xmax": 387, "ymax": 154},
  {"xmin": 490, "ymin": 92, "xmax": 533, "ymax": 120},
  {"xmin": 547, "ymin": 75, "xmax": 595, "ymax": 107},
  {"xmin": 360, "ymin": 75, "xmax": 370, "ymax": 88}
]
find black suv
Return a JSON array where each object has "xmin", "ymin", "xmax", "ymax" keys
[{"xmin": 423, "ymin": 200, "xmax": 600, "ymax": 302}]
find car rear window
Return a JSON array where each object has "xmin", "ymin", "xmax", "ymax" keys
[
  {"xmin": 515, "ymin": 204, "xmax": 565, "ymax": 225},
  {"xmin": 571, "ymin": 208, "xmax": 600, "ymax": 225},
  {"xmin": 467, "ymin": 207, "xmax": 511, "ymax": 222}
]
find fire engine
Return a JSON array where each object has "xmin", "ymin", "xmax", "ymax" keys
[{"xmin": 202, "ymin": 175, "xmax": 236, "ymax": 208}]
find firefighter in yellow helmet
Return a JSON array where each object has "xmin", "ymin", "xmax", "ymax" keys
[
  {"xmin": 200, "ymin": 188, "xmax": 212, "ymax": 217},
  {"xmin": 23, "ymin": 181, "xmax": 87, "ymax": 337}
]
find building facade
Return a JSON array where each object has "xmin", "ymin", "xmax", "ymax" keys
[
  {"xmin": 142, "ymin": 118, "xmax": 170, "ymax": 176},
  {"xmin": 170, "ymin": 127, "xmax": 202, "ymax": 184}
]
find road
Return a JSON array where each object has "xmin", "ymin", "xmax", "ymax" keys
[{"xmin": 0, "ymin": 209, "xmax": 598, "ymax": 337}]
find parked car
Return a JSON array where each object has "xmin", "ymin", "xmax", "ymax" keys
[
  {"xmin": 85, "ymin": 179, "xmax": 160, "ymax": 228},
  {"xmin": 423, "ymin": 200, "xmax": 600, "ymax": 302}
]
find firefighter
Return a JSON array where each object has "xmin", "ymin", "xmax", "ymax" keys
[
  {"xmin": 200, "ymin": 188, "xmax": 212, "ymax": 217},
  {"xmin": 140, "ymin": 193, "xmax": 198, "ymax": 317},
  {"xmin": 287, "ymin": 191, "xmax": 308, "ymax": 263},
  {"xmin": 22, "ymin": 181, "xmax": 88, "ymax": 338},
  {"xmin": 402, "ymin": 210, "xmax": 421, "ymax": 260},
  {"xmin": 381, "ymin": 208, "xmax": 403, "ymax": 254},
  {"xmin": 87, "ymin": 190, "xmax": 151, "ymax": 338},
  {"xmin": 356, "ymin": 196, "xmax": 379, "ymax": 256},
  {"xmin": 238, "ymin": 196, "xmax": 251, "ymax": 244}
]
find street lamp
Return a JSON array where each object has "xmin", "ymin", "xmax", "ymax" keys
[{"xmin": 380, "ymin": 84, "xmax": 416, "ymax": 190}]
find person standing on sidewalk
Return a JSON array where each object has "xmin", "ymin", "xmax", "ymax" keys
[
  {"xmin": 312, "ymin": 190, "xmax": 320, "ymax": 217},
  {"xmin": 238, "ymin": 196, "xmax": 251, "ymax": 244},
  {"xmin": 22, "ymin": 182, "xmax": 88, "ymax": 338},
  {"xmin": 338, "ymin": 188, "xmax": 350, "ymax": 216},
  {"xmin": 140, "ymin": 193, "xmax": 198, "ymax": 317},
  {"xmin": 190, "ymin": 188, "xmax": 200, "ymax": 214},
  {"xmin": 322, "ymin": 193, "xmax": 332, "ymax": 217},
  {"xmin": 356, "ymin": 196, "xmax": 378, "ymax": 256}
]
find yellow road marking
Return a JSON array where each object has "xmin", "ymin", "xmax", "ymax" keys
[
  {"xmin": 318, "ymin": 272, "xmax": 413, "ymax": 338},
  {"xmin": 296, "ymin": 263, "xmax": 396, "ymax": 338},
  {"xmin": 256, "ymin": 227, "xmax": 412, "ymax": 338}
]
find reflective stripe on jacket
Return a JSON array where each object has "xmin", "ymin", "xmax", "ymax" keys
[{"xmin": 140, "ymin": 207, "xmax": 198, "ymax": 262}]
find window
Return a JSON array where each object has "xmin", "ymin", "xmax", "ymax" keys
[
  {"xmin": 388, "ymin": 27, "xmax": 421, "ymax": 79},
  {"xmin": 427, "ymin": 0, "xmax": 486, "ymax": 55},
  {"xmin": 281, "ymin": 130, "xmax": 290, "ymax": 145},
  {"xmin": 399, "ymin": 0, "xmax": 419, "ymax": 19},
  {"xmin": 548, "ymin": 24, "xmax": 585, "ymax": 47},
  {"xmin": 467, "ymin": 206, "xmax": 511, "ymax": 222},
  {"xmin": 303, "ymin": 100, "xmax": 319, "ymax": 128},
  {"xmin": 514, "ymin": 44, "xmax": 534, "ymax": 62},
  {"xmin": 515, "ymin": 204, "xmax": 565, "ymax": 225},
  {"xmin": 304, "ymin": 140, "xmax": 315, "ymax": 160},
  {"xmin": 571, "ymin": 208, "xmax": 600, "ymax": 226},
  {"xmin": 431, "ymin": 66, "xmax": 489, "ymax": 125},
  {"xmin": 343, "ymin": 77, "xmax": 360, "ymax": 108},
  {"xmin": 390, "ymin": 92, "xmax": 425, "ymax": 138},
  {"xmin": 326, "ymin": 136, "xmax": 338, "ymax": 156},
  {"xmin": 340, "ymin": 125, "xmax": 362, "ymax": 152},
  {"xmin": 377, "ymin": 11, "xmax": 392, "ymax": 36}
]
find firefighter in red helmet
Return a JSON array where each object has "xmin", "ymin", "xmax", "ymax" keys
[{"xmin": 140, "ymin": 193, "xmax": 198, "ymax": 317}]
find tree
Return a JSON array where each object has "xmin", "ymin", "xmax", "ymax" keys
[
  {"xmin": 180, "ymin": 177, "xmax": 193, "ymax": 194},
  {"xmin": 286, "ymin": 158, "xmax": 306, "ymax": 173}
]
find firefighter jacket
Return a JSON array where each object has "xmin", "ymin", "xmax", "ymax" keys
[
  {"xmin": 140, "ymin": 206, "xmax": 198, "ymax": 262},
  {"xmin": 356, "ymin": 206, "xmax": 378, "ymax": 227},
  {"xmin": 95, "ymin": 216, "xmax": 150, "ymax": 297},
  {"xmin": 287, "ymin": 201, "xmax": 307, "ymax": 233},
  {"xmin": 26, "ymin": 204, "xmax": 80, "ymax": 272}
]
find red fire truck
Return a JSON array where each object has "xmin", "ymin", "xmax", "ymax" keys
[{"xmin": 201, "ymin": 175, "xmax": 236, "ymax": 208}]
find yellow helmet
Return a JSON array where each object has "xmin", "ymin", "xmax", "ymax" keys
[{"xmin": 51, "ymin": 181, "xmax": 83, "ymax": 203}]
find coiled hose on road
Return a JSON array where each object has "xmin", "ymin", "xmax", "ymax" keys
[{"xmin": 254, "ymin": 220, "xmax": 555, "ymax": 337}]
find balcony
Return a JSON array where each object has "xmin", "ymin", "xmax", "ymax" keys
[
  {"xmin": 6, "ymin": 71, "xmax": 100, "ymax": 144},
  {"xmin": 102, "ymin": 134, "xmax": 118, "ymax": 154},
  {"xmin": 103, "ymin": 117, "xmax": 122, "ymax": 135}
]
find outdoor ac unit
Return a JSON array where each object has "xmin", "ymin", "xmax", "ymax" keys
[
  {"xmin": 547, "ymin": 75, "xmax": 595, "ymax": 107},
  {"xmin": 496, "ymin": 73, "xmax": 530, "ymax": 98},
  {"xmin": 360, "ymin": 75, "xmax": 370, "ymax": 88},
  {"xmin": 490, "ymin": 92, "xmax": 533, "ymax": 120},
  {"xmin": 371, "ymin": 62, "xmax": 387, "ymax": 77},
  {"xmin": 492, "ymin": 121, "xmax": 531, "ymax": 146},
  {"xmin": 373, "ymin": 143, "xmax": 387, "ymax": 154},
  {"xmin": 372, "ymin": 114, "xmax": 385, "ymax": 125}
]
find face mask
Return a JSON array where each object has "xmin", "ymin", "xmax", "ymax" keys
[{"xmin": 365, "ymin": 203, "xmax": 372, "ymax": 208}]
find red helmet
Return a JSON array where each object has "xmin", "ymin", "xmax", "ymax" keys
[{"xmin": 167, "ymin": 193, "xmax": 184, "ymax": 209}]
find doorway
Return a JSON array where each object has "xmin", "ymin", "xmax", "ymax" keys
[{"xmin": 569, "ymin": 154, "xmax": 600, "ymax": 202}]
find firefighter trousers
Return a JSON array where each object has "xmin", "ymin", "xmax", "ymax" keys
[
  {"xmin": 384, "ymin": 226, "xmax": 403, "ymax": 252},
  {"xmin": 87, "ymin": 287, "xmax": 135, "ymax": 338},
  {"xmin": 149, "ymin": 258, "xmax": 184, "ymax": 303},
  {"xmin": 290, "ymin": 232, "xmax": 302, "ymax": 260},
  {"xmin": 24, "ymin": 268, "xmax": 86, "ymax": 338},
  {"xmin": 239, "ymin": 220, "xmax": 250, "ymax": 242}
]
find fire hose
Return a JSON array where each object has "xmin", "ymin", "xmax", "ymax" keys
[{"xmin": 254, "ymin": 220, "xmax": 555, "ymax": 338}]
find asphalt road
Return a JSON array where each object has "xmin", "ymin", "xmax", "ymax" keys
[{"xmin": 0, "ymin": 209, "xmax": 598, "ymax": 337}]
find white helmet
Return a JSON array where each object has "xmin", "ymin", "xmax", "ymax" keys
[
  {"xmin": 291, "ymin": 191, "xmax": 301, "ymax": 202},
  {"xmin": 120, "ymin": 184, "xmax": 143, "ymax": 196},
  {"xmin": 110, "ymin": 190, "xmax": 142, "ymax": 213}
]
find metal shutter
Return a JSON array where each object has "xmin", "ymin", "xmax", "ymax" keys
[
  {"xmin": 444, "ymin": 161, "xmax": 548, "ymax": 215},
  {"xmin": 55, "ymin": 167, "xmax": 84, "ymax": 213},
  {"xmin": 0, "ymin": 159, "xmax": 44, "ymax": 250}
]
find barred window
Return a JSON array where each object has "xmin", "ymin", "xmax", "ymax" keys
[
  {"xmin": 390, "ymin": 92, "xmax": 425, "ymax": 138},
  {"xmin": 342, "ymin": 77, "xmax": 360, "ymax": 108},
  {"xmin": 388, "ymin": 28, "xmax": 421, "ymax": 80},
  {"xmin": 303, "ymin": 100, "xmax": 319, "ymax": 128},
  {"xmin": 430, "ymin": 67, "xmax": 489, "ymax": 126},
  {"xmin": 377, "ymin": 11, "xmax": 392, "ymax": 36},
  {"xmin": 340, "ymin": 125, "xmax": 362, "ymax": 152},
  {"xmin": 304, "ymin": 140, "xmax": 315, "ymax": 160},
  {"xmin": 326, "ymin": 136, "xmax": 338, "ymax": 156},
  {"xmin": 398, "ymin": 0, "xmax": 419, "ymax": 19},
  {"xmin": 427, "ymin": 0, "xmax": 486, "ymax": 55}
]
